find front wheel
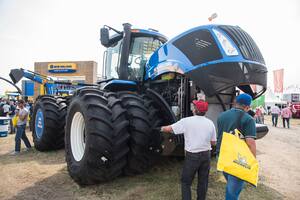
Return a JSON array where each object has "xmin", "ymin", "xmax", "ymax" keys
[{"xmin": 65, "ymin": 88, "xmax": 130, "ymax": 185}]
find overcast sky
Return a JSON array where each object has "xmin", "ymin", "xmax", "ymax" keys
[{"xmin": 0, "ymin": 0, "xmax": 299, "ymax": 94}]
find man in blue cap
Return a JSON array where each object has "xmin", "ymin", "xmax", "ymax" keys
[{"xmin": 216, "ymin": 93, "xmax": 256, "ymax": 200}]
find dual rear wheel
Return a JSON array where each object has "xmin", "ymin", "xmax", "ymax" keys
[{"xmin": 65, "ymin": 88, "xmax": 162, "ymax": 185}]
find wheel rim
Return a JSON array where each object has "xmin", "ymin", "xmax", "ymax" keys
[
  {"xmin": 70, "ymin": 112, "xmax": 86, "ymax": 162},
  {"xmin": 35, "ymin": 108, "xmax": 44, "ymax": 139}
]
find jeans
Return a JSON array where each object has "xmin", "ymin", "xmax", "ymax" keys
[
  {"xmin": 9, "ymin": 116, "xmax": 15, "ymax": 134},
  {"xmin": 255, "ymin": 116, "xmax": 263, "ymax": 124},
  {"xmin": 271, "ymin": 114, "xmax": 278, "ymax": 126},
  {"xmin": 282, "ymin": 118, "xmax": 290, "ymax": 128},
  {"xmin": 181, "ymin": 151, "xmax": 211, "ymax": 200},
  {"xmin": 223, "ymin": 172, "xmax": 244, "ymax": 200},
  {"xmin": 15, "ymin": 124, "xmax": 31, "ymax": 152}
]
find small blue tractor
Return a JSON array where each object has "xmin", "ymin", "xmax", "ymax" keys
[{"xmin": 9, "ymin": 68, "xmax": 95, "ymax": 151}]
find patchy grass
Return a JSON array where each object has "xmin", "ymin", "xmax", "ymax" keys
[
  {"xmin": 0, "ymin": 133, "xmax": 285, "ymax": 200},
  {"xmin": 2, "ymin": 116, "xmax": 298, "ymax": 199}
]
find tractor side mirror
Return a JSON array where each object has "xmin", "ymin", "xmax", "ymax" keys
[{"xmin": 100, "ymin": 27, "xmax": 109, "ymax": 47}]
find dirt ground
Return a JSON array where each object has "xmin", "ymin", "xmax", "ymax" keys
[
  {"xmin": 256, "ymin": 116, "xmax": 300, "ymax": 199},
  {"xmin": 0, "ymin": 115, "xmax": 299, "ymax": 200}
]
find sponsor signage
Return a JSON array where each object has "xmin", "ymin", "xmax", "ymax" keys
[{"xmin": 48, "ymin": 63, "xmax": 77, "ymax": 73}]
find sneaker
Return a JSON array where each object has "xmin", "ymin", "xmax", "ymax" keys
[
  {"xmin": 10, "ymin": 151, "xmax": 20, "ymax": 156},
  {"xmin": 24, "ymin": 147, "xmax": 32, "ymax": 152}
]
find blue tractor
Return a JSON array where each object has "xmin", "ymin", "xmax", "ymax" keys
[
  {"xmin": 64, "ymin": 23, "xmax": 268, "ymax": 185},
  {"xmin": 9, "ymin": 68, "xmax": 96, "ymax": 151}
]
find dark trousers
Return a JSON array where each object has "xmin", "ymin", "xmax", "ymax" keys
[
  {"xmin": 282, "ymin": 118, "xmax": 290, "ymax": 128},
  {"xmin": 15, "ymin": 124, "xmax": 31, "ymax": 152},
  {"xmin": 272, "ymin": 114, "xmax": 278, "ymax": 126},
  {"xmin": 181, "ymin": 151, "xmax": 211, "ymax": 200}
]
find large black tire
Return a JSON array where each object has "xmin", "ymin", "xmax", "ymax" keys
[
  {"xmin": 65, "ymin": 87, "xmax": 130, "ymax": 185},
  {"xmin": 32, "ymin": 95, "xmax": 66, "ymax": 151},
  {"xmin": 56, "ymin": 97, "xmax": 68, "ymax": 147},
  {"xmin": 142, "ymin": 94, "xmax": 164, "ymax": 149},
  {"xmin": 119, "ymin": 92, "xmax": 162, "ymax": 175}
]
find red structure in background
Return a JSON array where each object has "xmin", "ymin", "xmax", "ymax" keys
[
  {"xmin": 273, "ymin": 69, "xmax": 284, "ymax": 93},
  {"xmin": 291, "ymin": 103, "xmax": 300, "ymax": 118},
  {"xmin": 283, "ymin": 92, "xmax": 300, "ymax": 118},
  {"xmin": 290, "ymin": 94, "xmax": 300, "ymax": 118}
]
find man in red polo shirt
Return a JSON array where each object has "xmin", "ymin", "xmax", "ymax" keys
[{"xmin": 160, "ymin": 100, "xmax": 216, "ymax": 200}]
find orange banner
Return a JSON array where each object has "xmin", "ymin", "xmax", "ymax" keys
[{"xmin": 273, "ymin": 69, "xmax": 284, "ymax": 93}]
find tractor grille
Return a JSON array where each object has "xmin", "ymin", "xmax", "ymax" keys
[{"xmin": 218, "ymin": 25, "xmax": 265, "ymax": 64}]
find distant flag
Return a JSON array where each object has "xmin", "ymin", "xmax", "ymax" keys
[
  {"xmin": 273, "ymin": 69, "xmax": 284, "ymax": 93},
  {"xmin": 208, "ymin": 13, "xmax": 218, "ymax": 22}
]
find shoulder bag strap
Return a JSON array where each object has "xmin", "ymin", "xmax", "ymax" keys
[{"xmin": 236, "ymin": 110, "xmax": 246, "ymax": 135}]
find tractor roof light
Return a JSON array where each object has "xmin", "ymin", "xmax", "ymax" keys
[{"xmin": 212, "ymin": 28, "xmax": 239, "ymax": 56}]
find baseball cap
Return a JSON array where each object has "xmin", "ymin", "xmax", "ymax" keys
[
  {"xmin": 236, "ymin": 93, "xmax": 252, "ymax": 106},
  {"xmin": 192, "ymin": 100, "xmax": 208, "ymax": 112}
]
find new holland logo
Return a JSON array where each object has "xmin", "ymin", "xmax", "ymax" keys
[
  {"xmin": 233, "ymin": 153, "xmax": 251, "ymax": 169},
  {"xmin": 37, "ymin": 117, "xmax": 43, "ymax": 129},
  {"xmin": 48, "ymin": 63, "xmax": 77, "ymax": 73},
  {"xmin": 194, "ymin": 38, "xmax": 211, "ymax": 49}
]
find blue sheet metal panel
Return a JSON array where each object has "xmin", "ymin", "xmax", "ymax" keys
[
  {"xmin": 22, "ymin": 80, "xmax": 34, "ymax": 96},
  {"xmin": 145, "ymin": 24, "xmax": 266, "ymax": 80},
  {"xmin": 146, "ymin": 44, "xmax": 192, "ymax": 79},
  {"xmin": 102, "ymin": 79, "xmax": 137, "ymax": 91},
  {"xmin": 103, "ymin": 80, "xmax": 137, "ymax": 88}
]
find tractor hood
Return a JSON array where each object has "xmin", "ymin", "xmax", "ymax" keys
[{"xmin": 146, "ymin": 25, "xmax": 267, "ymax": 99}]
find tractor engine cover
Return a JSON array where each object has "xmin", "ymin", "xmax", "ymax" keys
[{"xmin": 146, "ymin": 24, "xmax": 267, "ymax": 100}]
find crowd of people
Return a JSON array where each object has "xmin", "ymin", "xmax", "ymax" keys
[
  {"xmin": 0, "ymin": 98, "xmax": 33, "ymax": 155},
  {"xmin": 0, "ymin": 98, "xmax": 33, "ymax": 117},
  {"xmin": 270, "ymin": 104, "xmax": 293, "ymax": 128},
  {"xmin": 0, "ymin": 98, "xmax": 33, "ymax": 124},
  {"xmin": 248, "ymin": 105, "xmax": 293, "ymax": 129}
]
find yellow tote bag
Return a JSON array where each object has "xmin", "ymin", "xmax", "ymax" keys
[
  {"xmin": 12, "ymin": 116, "xmax": 18, "ymax": 127},
  {"xmin": 217, "ymin": 129, "xmax": 259, "ymax": 186}
]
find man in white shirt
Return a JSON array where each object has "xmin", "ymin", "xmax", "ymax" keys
[
  {"xmin": 3, "ymin": 101, "xmax": 11, "ymax": 116},
  {"xmin": 160, "ymin": 100, "xmax": 216, "ymax": 200},
  {"xmin": 271, "ymin": 105, "xmax": 281, "ymax": 127}
]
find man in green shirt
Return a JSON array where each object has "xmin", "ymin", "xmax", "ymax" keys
[{"xmin": 217, "ymin": 93, "xmax": 256, "ymax": 200}]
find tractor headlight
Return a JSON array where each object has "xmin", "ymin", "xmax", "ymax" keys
[{"xmin": 212, "ymin": 29, "xmax": 238, "ymax": 56}]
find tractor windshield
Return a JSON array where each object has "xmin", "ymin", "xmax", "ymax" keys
[
  {"xmin": 103, "ymin": 36, "xmax": 163, "ymax": 80},
  {"xmin": 128, "ymin": 37, "xmax": 162, "ymax": 80}
]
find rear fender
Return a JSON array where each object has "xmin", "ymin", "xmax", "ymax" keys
[
  {"xmin": 145, "ymin": 88, "xmax": 176, "ymax": 124},
  {"xmin": 102, "ymin": 80, "xmax": 137, "ymax": 92}
]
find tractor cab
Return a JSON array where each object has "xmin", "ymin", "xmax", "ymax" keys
[{"xmin": 99, "ymin": 23, "xmax": 167, "ymax": 91}]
